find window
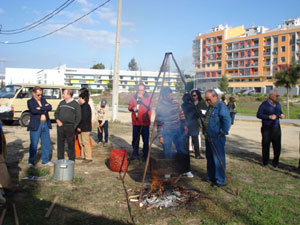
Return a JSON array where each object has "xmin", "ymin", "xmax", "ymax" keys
[
  {"xmin": 281, "ymin": 57, "xmax": 285, "ymax": 63},
  {"xmin": 292, "ymin": 45, "xmax": 295, "ymax": 52},
  {"xmin": 281, "ymin": 46, "xmax": 286, "ymax": 52},
  {"xmin": 249, "ymin": 79, "xmax": 253, "ymax": 82},
  {"xmin": 212, "ymin": 63, "xmax": 215, "ymax": 66},
  {"xmin": 218, "ymin": 63, "xmax": 221, "ymax": 67},
  {"xmin": 207, "ymin": 64, "xmax": 210, "ymax": 67},
  {"xmin": 254, "ymin": 79, "xmax": 260, "ymax": 81},
  {"xmin": 281, "ymin": 36, "xmax": 286, "ymax": 42},
  {"xmin": 17, "ymin": 87, "xmax": 32, "ymax": 98},
  {"xmin": 274, "ymin": 37, "xmax": 278, "ymax": 43},
  {"xmin": 273, "ymin": 58, "xmax": 278, "ymax": 63}
]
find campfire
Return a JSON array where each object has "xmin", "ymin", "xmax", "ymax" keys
[{"xmin": 128, "ymin": 154, "xmax": 200, "ymax": 210}]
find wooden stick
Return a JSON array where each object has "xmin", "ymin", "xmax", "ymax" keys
[
  {"xmin": 12, "ymin": 204, "xmax": 19, "ymax": 225},
  {"xmin": 45, "ymin": 196, "xmax": 59, "ymax": 218},
  {"xmin": 0, "ymin": 208, "xmax": 7, "ymax": 225}
]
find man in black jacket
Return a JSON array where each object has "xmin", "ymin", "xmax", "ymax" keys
[
  {"xmin": 77, "ymin": 92, "xmax": 92, "ymax": 162},
  {"xmin": 55, "ymin": 89, "xmax": 81, "ymax": 161}
]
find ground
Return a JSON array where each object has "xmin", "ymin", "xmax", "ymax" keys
[{"xmin": 1, "ymin": 113, "xmax": 300, "ymax": 225}]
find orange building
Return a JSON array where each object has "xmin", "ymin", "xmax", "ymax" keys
[{"xmin": 193, "ymin": 18, "xmax": 300, "ymax": 94}]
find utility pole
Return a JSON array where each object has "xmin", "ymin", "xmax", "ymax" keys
[{"xmin": 112, "ymin": 0, "xmax": 122, "ymax": 121}]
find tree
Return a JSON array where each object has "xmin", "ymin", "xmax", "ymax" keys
[
  {"xmin": 0, "ymin": 80, "xmax": 5, "ymax": 89},
  {"xmin": 275, "ymin": 61, "xmax": 300, "ymax": 118},
  {"xmin": 128, "ymin": 58, "xmax": 138, "ymax": 71},
  {"xmin": 219, "ymin": 76, "xmax": 229, "ymax": 93},
  {"xmin": 91, "ymin": 63, "xmax": 105, "ymax": 69}
]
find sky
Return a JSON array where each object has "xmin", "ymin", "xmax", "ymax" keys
[{"xmin": 0, "ymin": 0, "xmax": 300, "ymax": 75}]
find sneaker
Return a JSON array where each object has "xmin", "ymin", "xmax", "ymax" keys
[
  {"xmin": 164, "ymin": 174, "xmax": 171, "ymax": 179},
  {"xmin": 43, "ymin": 161, "xmax": 54, "ymax": 166},
  {"xmin": 211, "ymin": 182, "xmax": 225, "ymax": 188},
  {"xmin": 103, "ymin": 142, "xmax": 108, "ymax": 147},
  {"xmin": 28, "ymin": 163, "xmax": 34, "ymax": 168},
  {"xmin": 183, "ymin": 171, "xmax": 194, "ymax": 178}
]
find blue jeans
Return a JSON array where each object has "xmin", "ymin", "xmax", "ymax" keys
[
  {"xmin": 205, "ymin": 136, "xmax": 226, "ymax": 185},
  {"xmin": 132, "ymin": 125, "xmax": 149, "ymax": 159},
  {"xmin": 163, "ymin": 128, "xmax": 187, "ymax": 159},
  {"xmin": 230, "ymin": 113, "xmax": 236, "ymax": 125},
  {"xmin": 29, "ymin": 122, "xmax": 51, "ymax": 165}
]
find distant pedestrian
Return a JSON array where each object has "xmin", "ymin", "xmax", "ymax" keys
[
  {"xmin": 221, "ymin": 95, "xmax": 227, "ymax": 105},
  {"xmin": 257, "ymin": 90, "xmax": 284, "ymax": 168},
  {"xmin": 156, "ymin": 87, "xmax": 193, "ymax": 178},
  {"xmin": 77, "ymin": 92, "xmax": 92, "ymax": 163},
  {"xmin": 27, "ymin": 86, "xmax": 52, "ymax": 167},
  {"xmin": 128, "ymin": 83, "xmax": 153, "ymax": 161},
  {"xmin": 227, "ymin": 97, "xmax": 237, "ymax": 125},
  {"xmin": 204, "ymin": 89, "xmax": 231, "ymax": 187},
  {"xmin": 96, "ymin": 99, "xmax": 109, "ymax": 146},
  {"xmin": 55, "ymin": 89, "xmax": 81, "ymax": 161}
]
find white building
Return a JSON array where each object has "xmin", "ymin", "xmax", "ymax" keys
[{"xmin": 5, "ymin": 65, "xmax": 180, "ymax": 92}]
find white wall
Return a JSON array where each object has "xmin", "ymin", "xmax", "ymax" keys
[{"xmin": 5, "ymin": 68, "xmax": 40, "ymax": 84}]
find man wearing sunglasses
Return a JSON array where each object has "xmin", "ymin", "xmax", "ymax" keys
[
  {"xmin": 203, "ymin": 89, "xmax": 231, "ymax": 187},
  {"xmin": 257, "ymin": 89, "xmax": 284, "ymax": 168},
  {"xmin": 27, "ymin": 86, "xmax": 53, "ymax": 167}
]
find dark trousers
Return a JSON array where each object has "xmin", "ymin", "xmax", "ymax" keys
[
  {"xmin": 184, "ymin": 135, "xmax": 200, "ymax": 157},
  {"xmin": 97, "ymin": 120, "xmax": 108, "ymax": 143},
  {"xmin": 57, "ymin": 124, "xmax": 75, "ymax": 161},
  {"xmin": 132, "ymin": 125, "xmax": 149, "ymax": 159},
  {"xmin": 261, "ymin": 126, "xmax": 281, "ymax": 166}
]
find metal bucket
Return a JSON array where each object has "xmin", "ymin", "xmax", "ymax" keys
[{"xmin": 53, "ymin": 160, "xmax": 74, "ymax": 181}]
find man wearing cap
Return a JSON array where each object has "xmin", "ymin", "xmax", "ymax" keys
[
  {"xmin": 128, "ymin": 83, "xmax": 153, "ymax": 161},
  {"xmin": 96, "ymin": 99, "xmax": 109, "ymax": 146}
]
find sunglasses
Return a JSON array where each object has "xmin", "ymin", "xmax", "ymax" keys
[{"xmin": 37, "ymin": 94, "xmax": 42, "ymax": 97}]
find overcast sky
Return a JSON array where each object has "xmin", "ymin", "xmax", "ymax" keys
[{"xmin": 0, "ymin": 0, "xmax": 300, "ymax": 74}]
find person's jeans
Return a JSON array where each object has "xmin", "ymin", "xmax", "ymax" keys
[
  {"xmin": 205, "ymin": 136, "xmax": 226, "ymax": 185},
  {"xmin": 132, "ymin": 125, "xmax": 149, "ymax": 159},
  {"xmin": 97, "ymin": 120, "xmax": 109, "ymax": 143},
  {"xmin": 29, "ymin": 122, "xmax": 51, "ymax": 165},
  {"xmin": 163, "ymin": 128, "xmax": 187, "ymax": 159},
  {"xmin": 230, "ymin": 113, "xmax": 236, "ymax": 125}
]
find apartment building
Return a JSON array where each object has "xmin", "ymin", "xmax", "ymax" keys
[
  {"xmin": 5, "ymin": 65, "xmax": 179, "ymax": 92},
  {"xmin": 193, "ymin": 18, "xmax": 300, "ymax": 94}
]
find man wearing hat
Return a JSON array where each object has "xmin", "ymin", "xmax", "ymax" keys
[{"xmin": 96, "ymin": 99, "xmax": 109, "ymax": 146}]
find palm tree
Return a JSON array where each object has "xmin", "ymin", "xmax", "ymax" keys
[{"xmin": 275, "ymin": 61, "xmax": 300, "ymax": 118}]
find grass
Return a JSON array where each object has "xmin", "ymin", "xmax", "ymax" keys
[
  {"xmin": 2, "ymin": 122, "xmax": 300, "ymax": 225},
  {"xmin": 235, "ymin": 96, "xmax": 300, "ymax": 119}
]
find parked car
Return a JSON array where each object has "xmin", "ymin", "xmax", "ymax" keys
[{"xmin": 0, "ymin": 84, "xmax": 80, "ymax": 127}]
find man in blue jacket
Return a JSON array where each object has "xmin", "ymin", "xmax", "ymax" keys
[
  {"xmin": 204, "ymin": 90, "xmax": 231, "ymax": 187},
  {"xmin": 257, "ymin": 90, "xmax": 284, "ymax": 168},
  {"xmin": 27, "ymin": 86, "xmax": 52, "ymax": 167}
]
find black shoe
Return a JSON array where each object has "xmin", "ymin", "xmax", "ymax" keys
[
  {"xmin": 83, "ymin": 159, "xmax": 93, "ymax": 163},
  {"xmin": 201, "ymin": 177, "xmax": 210, "ymax": 182},
  {"xmin": 211, "ymin": 182, "xmax": 225, "ymax": 188},
  {"xmin": 272, "ymin": 162, "xmax": 278, "ymax": 168},
  {"xmin": 195, "ymin": 155, "xmax": 204, "ymax": 159},
  {"xmin": 262, "ymin": 163, "xmax": 268, "ymax": 167},
  {"xmin": 129, "ymin": 157, "xmax": 138, "ymax": 161}
]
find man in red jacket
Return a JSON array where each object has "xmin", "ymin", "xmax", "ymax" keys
[{"xmin": 128, "ymin": 83, "xmax": 153, "ymax": 161}]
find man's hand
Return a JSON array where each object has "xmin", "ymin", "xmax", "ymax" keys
[
  {"xmin": 159, "ymin": 137, "xmax": 164, "ymax": 145},
  {"xmin": 269, "ymin": 114, "xmax": 277, "ymax": 120},
  {"xmin": 279, "ymin": 114, "xmax": 285, "ymax": 119},
  {"xmin": 77, "ymin": 128, "xmax": 81, "ymax": 132},
  {"xmin": 56, "ymin": 119, "xmax": 63, "ymax": 127},
  {"xmin": 36, "ymin": 107, "xmax": 41, "ymax": 110},
  {"xmin": 132, "ymin": 106, "xmax": 137, "ymax": 112}
]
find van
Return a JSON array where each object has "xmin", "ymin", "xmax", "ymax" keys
[{"xmin": 0, "ymin": 84, "xmax": 80, "ymax": 127}]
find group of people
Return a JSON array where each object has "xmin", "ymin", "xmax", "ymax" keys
[
  {"xmin": 3, "ymin": 84, "xmax": 285, "ymax": 192},
  {"xmin": 27, "ymin": 86, "xmax": 110, "ymax": 167},
  {"xmin": 128, "ymin": 84, "xmax": 232, "ymax": 186}
]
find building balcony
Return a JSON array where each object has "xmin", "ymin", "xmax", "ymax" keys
[
  {"xmin": 264, "ymin": 42, "xmax": 271, "ymax": 46},
  {"xmin": 263, "ymin": 62, "xmax": 271, "ymax": 66},
  {"xmin": 263, "ymin": 52, "xmax": 271, "ymax": 56},
  {"xmin": 297, "ymin": 38, "xmax": 300, "ymax": 43}
]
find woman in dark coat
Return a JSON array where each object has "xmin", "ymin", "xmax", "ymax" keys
[{"xmin": 181, "ymin": 93, "xmax": 203, "ymax": 159}]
